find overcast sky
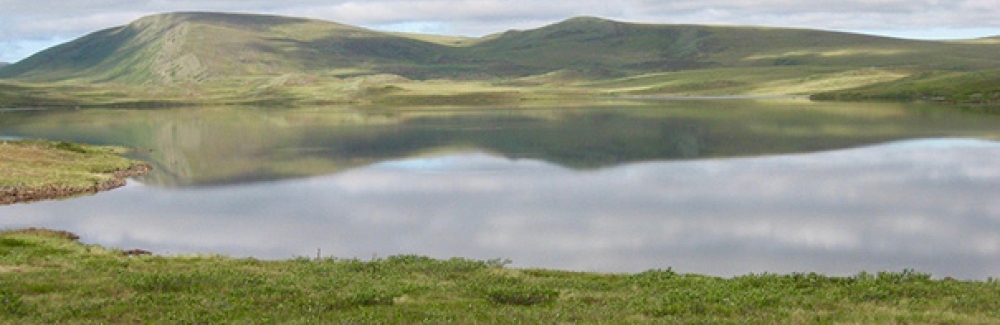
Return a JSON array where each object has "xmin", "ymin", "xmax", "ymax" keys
[{"xmin": 2, "ymin": 0, "xmax": 999, "ymax": 63}]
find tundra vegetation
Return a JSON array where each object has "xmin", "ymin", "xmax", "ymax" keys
[
  {"xmin": 0, "ymin": 140, "xmax": 150, "ymax": 204},
  {"xmin": 1, "ymin": 229, "xmax": 999, "ymax": 324}
]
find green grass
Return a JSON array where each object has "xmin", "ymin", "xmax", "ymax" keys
[
  {"xmin": 579, "ymin": 67, "xmax": 911, "ymax": 96},
  {"xmin": 812, "ymin": 69, "xmax": 1000, "ymax": 105},
  {"xmin": 0, "ymin": 66, "xmax": 938, "ymax": 109},
  {"xmin": 1, "ymin": 229, "xmax": 998, "ymax": 324},
  {"xmin": 0, "ymin": 64, "xmax": 985, "ymax": 109},
  {"xmin": 0, "ymin": 140, "xmax": 143, "ymax": 189}
]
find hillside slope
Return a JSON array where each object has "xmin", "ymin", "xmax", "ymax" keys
[
  {"xmin": 470, "ymin": 17, "xmax": 1000, "ymax": 77},
  {"xmin": 0, "ymin": 12, "xmax": 470, "ymax": 83},
  {"xmin": 2, "ymin": 12, "xmax": 999, "ymax": 88}
]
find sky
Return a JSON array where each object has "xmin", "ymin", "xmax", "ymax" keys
[{"xmin": 1, "ymin": 0, "xmax": 999, "ymax": 63}]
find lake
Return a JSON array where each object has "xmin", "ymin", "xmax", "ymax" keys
[{"xmin": 2, "ymin": 98, "xmax": 999, "ymax": 279}]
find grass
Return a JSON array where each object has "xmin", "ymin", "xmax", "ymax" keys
[
  {"xmin": 580, "ymin": 67, "xmax": 911, "ymax": 96},
  {"xmin": 0, "ymin": 74, "xmax": 535, "ymax": 108},
  {"xmin": 0, "ymin": 140, "xmax": 144, "ymax": 189},
  {"xmin": 0, "ymin": 63, "xmax": 983, "ymax": 109},
  {"xmin": 812, "ymin": 69, "xmax": 1000, "ymax": 105},
  {"xmin": 0, "ymin": 66, "xmax": 938, "ymax": 109},
  {"xmin": 1, "ymin": 228, "xmax": 998, "ymax": 324}
]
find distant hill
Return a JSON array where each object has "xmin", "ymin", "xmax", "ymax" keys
[
  {"xmin": 2, "ymin": 12, "xmax": 1000, "ymax": 84},
  {"xmin": 0, "ymin": 12, "xmax": 471, "ymax": 83},
  {"xmin": 492, "ymin": 18, "xmax": 1000, "ymax": 74}
]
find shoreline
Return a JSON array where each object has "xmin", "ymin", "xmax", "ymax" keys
[
  {"xmin": 618, "ymin": 94, "xmax": 809, "ymax": 101},
  {"xmin": 2, "ymin": 228, "xmax": 998, "ymax": 323},
  {"xmin": 0, "ymin": 163, "xmax": 152, "ymax": 205}
]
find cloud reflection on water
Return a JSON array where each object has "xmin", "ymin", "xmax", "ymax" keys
[{"xmin": 2, "ymin": 138, "xmax": 999, "ymax": 279}]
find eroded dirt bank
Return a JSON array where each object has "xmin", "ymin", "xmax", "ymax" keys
[{"xmin": 0, "ymin": 163, "xmax": 152, "ymax": 205}]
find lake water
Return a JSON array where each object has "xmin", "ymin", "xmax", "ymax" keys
[{"xmin": 2, "ymin": 99, "xmax": 999, "ymax": 279}]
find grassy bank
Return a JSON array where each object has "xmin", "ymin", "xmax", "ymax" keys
[
  {"xmin": 0, "ymin": 140, "xmax": 150, "ymax": 204},
  {"xmin": 1, "ymin": 229, "xmax": 998, "ymax": 324},
  {"xmin": 811, "ymin": 69, "xmax": 1000, "ymax": 106}
]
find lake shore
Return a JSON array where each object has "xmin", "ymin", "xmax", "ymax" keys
[
  {"xmin": 0, "ymin": 163, "xmax": 151, "ymax": 205},
  {"xmin": 1, "ymin": 228, "xmax": 998, "ymax": 324},
  {"xmin": 0, "ymin": 140, "xmax": 152, "ymax": 205}
]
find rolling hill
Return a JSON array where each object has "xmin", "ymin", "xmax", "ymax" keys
[
  {"xmin": 0, "ymin": 12, "xmax": 474, "ymax": 83},
  {"xmin": 1, "ymin": 12, "xmax": 999, "ymax": 106},
  {"xmin": 468, "ymin": 16, "xmax": 1000, "ymax": 76},
  {"xmin": 5, "ymin": 12, "xmax": 1000, "ymax": 83}
]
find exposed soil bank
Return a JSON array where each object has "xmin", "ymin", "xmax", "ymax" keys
[{"xmin": 0, "ymin": 163, "xmax": 152, "ymax": 205}]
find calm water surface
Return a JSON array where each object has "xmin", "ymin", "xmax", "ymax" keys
[{"xmin": 2, "ymin": 99, "xmax": 999, "ymax": 278}]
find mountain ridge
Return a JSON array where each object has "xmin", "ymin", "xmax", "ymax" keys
[
  {"xmin": 1, "ymin": 12, "xmax": 999, "ymax": 107},
  {"xmin": 0, "ymin": 12, "xmax": 469, "ymax": 83},
  {"xmin": 4, "ymin": 11, "xmax": 1000, "ymax": 84}
]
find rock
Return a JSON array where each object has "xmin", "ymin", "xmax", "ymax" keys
[{"xmin": 123, "ymin": 249, "xmax": 153, "ymax": 256}]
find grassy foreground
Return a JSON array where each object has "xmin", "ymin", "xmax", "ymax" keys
[{"xmin": 1, "ymin": 229, "xmax": 998, "ymax": 324}]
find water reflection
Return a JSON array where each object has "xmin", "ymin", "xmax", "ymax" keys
[
  {"xmin": 2, "ymin": 100, "xmax": 998, "ymax": 187},
  {"xmin": 3, "ymin": 139, "xmax": 998, "ymax": 279}
]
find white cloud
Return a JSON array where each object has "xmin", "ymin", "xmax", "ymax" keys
[{"xmin": 4, "ymin": 140, "xmax": 1000, "ymax": 278}]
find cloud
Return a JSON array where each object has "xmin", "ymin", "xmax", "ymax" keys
[
  {"xmin": 1, "ymin": 0, "xmax": 1000, "ymax": 62},
  {"xmin": 3, "ymin": 140, "xmax": 1000, "ymax": 278}
]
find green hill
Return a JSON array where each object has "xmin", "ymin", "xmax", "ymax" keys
[
  {"xmin": 467, "ymin": 17, "xmax": 972, "ymax": 76},
  {"xmin": 2, "ymin": 12, "xmax": 1000, "ymax": 106},
  {"xmin": 4, "ymin": 12, "xmax": 1000, "ymax": 83},
  {"xmin": 0, "ymin": 12, "xmax": 473, "ymax": 83}
]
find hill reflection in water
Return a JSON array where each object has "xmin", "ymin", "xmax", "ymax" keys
[
  {"xmin": 3, "ymin": 139, "xmax": 999, "ymax": 279},
  {"xmin": 4, "ymin": 99, "xmax": 998, "ymax": 187}
]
